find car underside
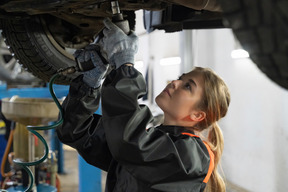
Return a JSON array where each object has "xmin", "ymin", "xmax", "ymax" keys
[
  {"xmin": 0, "ymin": 0, "xmax": 223, "ymax": 49},
  {"xmin": 0, "ymin": 0, "xmax": 287, "ymax": 89}
]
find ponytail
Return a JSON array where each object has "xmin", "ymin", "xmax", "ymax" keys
[
  {"xmin": 204, "ymin": 122, "xmax": 225, "ymax": 192},
  {"xmin": 191, "ymin": 67, "xmax": 230, "ymax": 192}
]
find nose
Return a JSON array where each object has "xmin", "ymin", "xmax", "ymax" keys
[{"xmin": 170, "ymin": 79, "xmax": 180, "ymax": 89}]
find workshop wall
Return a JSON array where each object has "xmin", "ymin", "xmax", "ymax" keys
[
  {"xmin": 135, "ymin": 10, "xmax": 288, "ymax": 192},
  {"xmin": 136, "ymin": 10, "xmax": 288, "ymax": 192},
  {"xmin": 194, "ymin": 29, "xmax": 288, "ymax": 192}
]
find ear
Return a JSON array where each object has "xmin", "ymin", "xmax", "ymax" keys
[{"xmin": 190, "ymin": 111, "xmax": 206, "ymax": 122}]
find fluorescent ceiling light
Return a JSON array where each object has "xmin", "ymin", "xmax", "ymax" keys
[
  {"xmin": 231, "ymin": 49, "xmax": 249, "ymax": 59},
  {"xmin": 160, "ymin": 57, "xmax": 181, "ymax": 66}
]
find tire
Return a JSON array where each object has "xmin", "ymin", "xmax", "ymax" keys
[
  {"xmin": 221, "ymin": 0, "xmax": 288, "ymax": 89},
  {"xmin": 0, "ymin": 32, "xmax": 39, "ymax": 84},
  {"xmin": 1, "ymin": 11, "xmax": 135, "ymax": 85},
  {"xmin": 1, "ymin": 16, "xmax": 78, "ymax": 85}
]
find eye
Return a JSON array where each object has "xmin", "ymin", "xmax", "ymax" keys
[{"xmin": 184, "ymin": 82, "xmax": 191, "ymax": 90}]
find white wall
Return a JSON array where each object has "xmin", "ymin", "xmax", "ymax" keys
[
  {"xmin": 193, "ymin": 29, "xmax": 288, "ymax": 192},
  {"xmin": 134, "ymin": 10, "xmax": 181, "ymax": 102},
  {"xmin": 135, "ymin": 11, "xmax": 288, "ymax": 192}
]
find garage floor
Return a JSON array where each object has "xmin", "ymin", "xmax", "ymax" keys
[
  {"xmin": 57, "ymin": 146, "xmax": 79, "ymax": 192},
  {"xmin": 58, "ymin": 145, "xmax": 249, "ymax": 192}
]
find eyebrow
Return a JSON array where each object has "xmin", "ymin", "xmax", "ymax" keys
[
  {"xmin": 188, "ymin": 79, "xmax": 197, "ymax": 87},
  {"xmin": 180, "ymin": 74, "xmax": 197, "ymax": 87}
]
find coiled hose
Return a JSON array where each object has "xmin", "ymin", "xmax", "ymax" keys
[
  {"xmin": 0, "ymin": 67, "xmax": 77, "ymax": 192},
  {"xmin": 15, "ymin": 73, "xmax": 64, "ymax": 192},
  {"xmin": 0, "ymin": 73, "xmax": 64, "ymax": 192}
]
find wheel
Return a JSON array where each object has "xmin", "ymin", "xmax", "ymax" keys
[
  {"xmin": 1, "ymin": 16, "xmax": 79, "ymax": 85},
  {"xmin": 221, "ymin": 0, "xmax": 288, "ymax": 89},
  {"xmin": 1, "ymin": 11, "xmax": 135, "ymax": 85},
  {"xmin": 0, "ymin": 32, "xmax": 38, "ymax": 84}
]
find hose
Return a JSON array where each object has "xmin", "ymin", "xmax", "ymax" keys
[
  {"xmin": 9, "ymin": 73, "xmax": 63, "ymax": 192},
  {"xmin": 1, "ymin": 129, "xmax": 14, "ymax": 178},
  {"xmin": 0, "ymin": 66, "xmax": 76, "ymax": 192}
]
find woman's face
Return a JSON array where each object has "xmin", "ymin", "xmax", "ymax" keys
[{"xmin": 155, "ymin": 70, "xmax": 205, "ymax": 126}]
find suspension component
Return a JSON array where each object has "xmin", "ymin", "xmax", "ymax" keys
[{"xmin": 75, "ymin": 0, "xmax": 130, "ymax": 72}]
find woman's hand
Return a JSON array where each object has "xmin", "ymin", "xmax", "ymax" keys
[
  {"xmin": 100, "ymin": 18, "xmax": 138, "ymax": 69},
  {"xmin": 74, "ymin": 44, "xmax": 108, "ymax": 88}
]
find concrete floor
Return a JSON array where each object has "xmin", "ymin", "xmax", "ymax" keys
[
  {"xmin": 57, "ymin": 147, "xmax": 79, "ymax": 192},
  {"xmin": 58, "ymin": 145, "xmax": 249, "ymax": 192}
]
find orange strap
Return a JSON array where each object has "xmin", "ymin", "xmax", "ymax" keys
[
  {"xmin": 202, "ymin": 141, "xmax": 214, "ymax": 183},
  {"xmin": 181, "ymin": 132, "xmax": 200, "ymax": 138},
  {"xmin": 181, "ymin": 133, "xmax": 214, "ymax": 183}
]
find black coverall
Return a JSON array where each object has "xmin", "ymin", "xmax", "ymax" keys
[{"xmin": 56, "ymin": 66, "xmax": 213, "ymax": 192}]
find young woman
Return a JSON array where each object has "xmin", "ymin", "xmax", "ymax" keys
[{"xmin": 57, "ymin": 18, "xmax": 230, "ymax": 192}]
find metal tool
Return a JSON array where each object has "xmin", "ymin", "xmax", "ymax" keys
[{"xmin": 76, "ymin": 0, "xmax": 130, "ymax": 72}]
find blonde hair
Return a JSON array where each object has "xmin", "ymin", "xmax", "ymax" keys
[{"xmin": 192, "ymin": 67, "xmax": 230, "ymax": 192}]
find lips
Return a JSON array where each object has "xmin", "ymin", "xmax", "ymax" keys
[{"xmin": 163, "ymin": 89, "xmax": 171, "ymax": 97}]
